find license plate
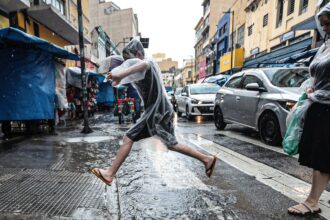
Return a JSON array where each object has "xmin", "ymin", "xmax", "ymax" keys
[{"xmin": 210, "ymin": 107, "xmax": 214, "ymax": 111}]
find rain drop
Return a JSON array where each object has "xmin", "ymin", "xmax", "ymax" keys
[{"xmin": 28, "ymin": 84, "xmax": 32, "ymax": 88}]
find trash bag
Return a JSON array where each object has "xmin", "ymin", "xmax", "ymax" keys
[{"xmin": 283, "ymin": 93, "xmax": 311, "ymax": 156}]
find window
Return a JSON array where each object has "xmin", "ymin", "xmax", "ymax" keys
[
  {"xmin": 42, "ymin": 0, "xmax": 65, "ymax": 15},
  {"xmin": 277, "ymin": 0, "xmax": 284, "ymax": 27},
  {"xmin": 264, "ymin": 69, "xmax": 310, "ymax": 87},
  {"xmin": 300, "ymin": 0, "xmax": 309, "ymax": 14},
  {"xmin": 223, "ymin": 23, "xmax": 227, "ymax": 34},
  {"xmin": 288, "ymin": 0, "xmax": 295, "ymax": 15},
  {"xmin": 242, "ymin": 75, "xmax": 263, "ymax": 89},
  {"xmin": 263, "ymin": 14, "xmax": 268, "ymax": 27},
  {"xmin": 248, "ymin": 24, "xmax": 253, "ymax": 36},
  {"xmin": 230, "ymin": 31, "xmax": 236, "ymax": 49},
  {"xmin": 237, "ymin": 25, "xmax": 245, "ymax": 47},
  {"xmin": 225, "ymin": 76, "xmax": 243, "ymax": 88},
  {"xmin": 188, "ymin": 71, "xmax": 192, "ymax": 78}
]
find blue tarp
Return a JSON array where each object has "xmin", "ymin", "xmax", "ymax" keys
[
  {"xmin": 0, "ymin": 28, "xmax": 79, "ymax": 60},
  {"xmin": 0, "ymin": 28, "xmax": 79, "ymax": 121}
]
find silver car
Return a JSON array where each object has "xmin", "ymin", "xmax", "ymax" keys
[
  {"xmin": 177, "ymin": 83, "xmax": 221, "ymax": 120},
  {"xmin": 214, "ymin": 67, "xmax": 310, "ymax": 146}
]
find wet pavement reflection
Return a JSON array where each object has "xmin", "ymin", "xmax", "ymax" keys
[{"xmin": 0, "ymin": 114, "xmax": 327, "ymax": 219}]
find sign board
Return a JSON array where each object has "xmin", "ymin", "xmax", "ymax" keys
[
  {"xmin": 281, "ymin": 31, "xmax": 295, "ymax": 42},
  {"xmin": 250, "ymin": 47, "xmax": 259, "ymax": 55}
]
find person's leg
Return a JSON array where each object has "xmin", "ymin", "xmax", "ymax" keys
[
  {"xmin": 306, "ymin": 170, "xmax": 330, "ymax": 208},
  {"xmin": 169, "ymin": 143, "xmax": 216, "ymax": 176},
  {"xmin": 97, "ymin": 135, "xmax": 134, "ymax": 182},
  {"xmin": 288, "ymin": 170, "xmax": 330, "ymax": 214}
]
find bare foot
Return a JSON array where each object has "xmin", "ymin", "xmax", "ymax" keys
[{"xmin": 98, "ymin": 168, "xmax": 114, "ymax": 183}]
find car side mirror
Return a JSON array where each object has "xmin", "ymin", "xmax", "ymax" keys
[
  {"xmin": 181, "ymin": 92, "xmax": 187, "ymax": 96},
  {"xmin": 245, "ymin": 83, "xmax": 267, "ymax": 92}
]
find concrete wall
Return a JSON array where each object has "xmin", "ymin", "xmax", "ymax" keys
[
  {"xmin": 209, "ymin": 0, "xmax": 234, "ymax": 39},
  {"xmin": 242, "ymin": 0, "xmax": 318, "ymax": 58},
  {"xmin": 89, "ymin": 1, "xmax": 139, "ymax": 54},
  {"xmin": 158, "ymin": 59, "xmax": 178, "ymax": 72}
]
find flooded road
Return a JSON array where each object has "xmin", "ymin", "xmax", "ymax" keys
[{"xmin": 0, "ymin": 114, "xmax": 328, "ymax": 219}]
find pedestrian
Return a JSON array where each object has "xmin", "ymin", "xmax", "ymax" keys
[
  {"xmin": 90, "ymin": 38, "xmax": 217, "ymax": 186},
  {"xmin": 288, "ymin": 3, "xmax": 330, "ymax": 217}
]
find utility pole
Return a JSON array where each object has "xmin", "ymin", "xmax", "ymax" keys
[
  {"xmin": 224, "ymin": 10, "xmax": 235, "ymax": 74},
  {"xmin": 231, "ymin": 11, "xmax": 235, "ymax": 74},
  {"xmin": 77, "ymin": 0, "xmax": 92, "ymax": 134}
]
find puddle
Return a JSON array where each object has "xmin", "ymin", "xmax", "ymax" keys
[{"xmin": 65, "ymin": 136, "xmax": 115, "ymax": 143}]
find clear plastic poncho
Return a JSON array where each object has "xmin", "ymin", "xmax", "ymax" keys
[
  {"xmin": 309, "ymin": 2, "xmax": 330, "ymax": 105},
  {"xmin": 98, "ymin": 55, "xmax": 124, "ymax": 74},
  {"xmin": 116, "ymin": 38, "xmax": 177, "ymax": 147}
]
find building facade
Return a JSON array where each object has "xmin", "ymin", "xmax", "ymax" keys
[
  {"xmin": 233, "ymin": 0, "xmax": 327, "ymax": 68},
  {"xmin": 181, "ymin": 59, "xmax": 195, "ymax": 86},
  {"xmin": 152, "ymin": 54, "xmax": 178, "ymax": 87},
  {"xmin": 194, "ymin": 0, "xmax": 235, "ymax": 80},
  {"xmin": 0, "ymin": 0, "xmax": 90, "ymax": 47},
  {"xmin": 89, "ymin": 0, "xmax": 139, "ymax": 54}
]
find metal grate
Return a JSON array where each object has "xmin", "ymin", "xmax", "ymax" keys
[{"xmin": 0, "ymin": 168, "xmax": 106, "ymax": 217}]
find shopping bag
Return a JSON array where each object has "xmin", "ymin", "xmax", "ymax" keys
[{"xmin": 282, "ymin": 93, "xmax": 310, "ymax": 156}]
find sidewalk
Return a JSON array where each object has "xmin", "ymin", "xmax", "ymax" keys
[{"xmin": 0, "ymin": 116, "xmax": 122, "ymax": 220}]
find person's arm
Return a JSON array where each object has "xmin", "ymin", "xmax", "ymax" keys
[{"xmin": 106, "ymin": 61, "xmax": 149, "ymax": 85}]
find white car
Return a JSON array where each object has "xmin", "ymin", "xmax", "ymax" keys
[{"xmin": 177, "ymin": 83, "xmax": 221, "ymax": 120}]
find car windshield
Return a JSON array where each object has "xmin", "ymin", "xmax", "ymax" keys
[
  {"xmin": 175, "ymin": 88, "xmax": 182, "ymax": 95},
  {"xmin": 190, "ymin": 85, "xmax": 220, "ymax": 94},
  {"xmin": 264, "ymin": 69, "xmax": 310, "ymax": 87}
]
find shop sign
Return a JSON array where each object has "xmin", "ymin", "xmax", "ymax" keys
[
  {"xmin": 250, "ymin": 47, "xmax": 259, "ymax": 55},
  {"xmin": 281, "ymin": 31, "xmax": 295, "ymax": 42}
]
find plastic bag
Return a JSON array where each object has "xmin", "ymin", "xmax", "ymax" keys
[{"xmin": 283, "ymin": 93, "xmax": 311, "ymax": 156}]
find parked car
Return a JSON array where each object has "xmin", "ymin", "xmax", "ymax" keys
[
  {"xmin": 202, "ymin": 74, "xmax": 230, "ymax": 87},
  {"xmin": 214, "ymin": 67, "xmax": 310, "ymax": 146},
  {"xmin": 171, "ymin": 87, "xmax": 183, "ymax": 111},
  {"xmin": 177, "ymin": 83, "xmax": 221, "ymax": 119}
]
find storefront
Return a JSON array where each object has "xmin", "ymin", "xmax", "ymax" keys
[
  {"xmin": 199, "ymin": 59, "xmax": 206, "ymax": 80},
  {"xmin": 219, "ymin": 48, "xmax": 244, "ymax": 74},
  {"xmin": 0, "ymin": 11, "xmax": 9, "ymax": 28},
  {"xmin": 243, "ymin": 37, "xmax": 313, "ymax": 68}
]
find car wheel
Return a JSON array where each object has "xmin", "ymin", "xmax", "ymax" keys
[
  {"xmin": 186, "ymin": 106, "xmax": 192, "ymax": 120},
  {"xmin": 177, "ymin": 109, "xmax": 182, "ymax": 117},
  {"xmin": 259, "ymin": 111, "xmax": 282, "ymax": 146},
  {"xmin": 214, "ymin": 106, "xmax": 226, "ymax": 130}
]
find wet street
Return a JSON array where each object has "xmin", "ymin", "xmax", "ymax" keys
[{"xmin": 0, "ymin": 114, "xmax": 329, "ymax": 220}]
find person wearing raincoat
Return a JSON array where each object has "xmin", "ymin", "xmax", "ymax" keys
[
  {"xmin": 288, "ymin": 3, "xmax": 330, "ymax": 216},
  {"xmin": 91, "ymin": 39, "xmax": 217, "ymax": 186}
]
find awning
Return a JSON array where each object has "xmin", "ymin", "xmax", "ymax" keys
[
  {"xmin": 292, "ymin": 17, "xmax": 317, "ymax": 31},
  {"xmin": 0, "ymin": 0, "xmax": 30, "ymax": 13},
  {"xmin": 0, "ymin": 27, "xmax": 80, "ymax": 60},
  {"xmin": 27, "ymin": 5, "xmax": 91, "ymax": 45},
  {"xmin": 243, "ymin": 37, "xmax": 313, "ymax": 68}
]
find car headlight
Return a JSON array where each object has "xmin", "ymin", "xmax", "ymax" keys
[
  {"xmin": 191, "ymin": 99, "xmax": 199, "ymax": 104},
  {"xmin": 279, "ymin": 101, "xmax": 296, "ymax": 111}
]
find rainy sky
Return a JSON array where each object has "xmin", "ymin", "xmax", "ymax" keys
[{"xmin": 111, "ymin": 0, "xmax": 202, "ymax": 67}]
